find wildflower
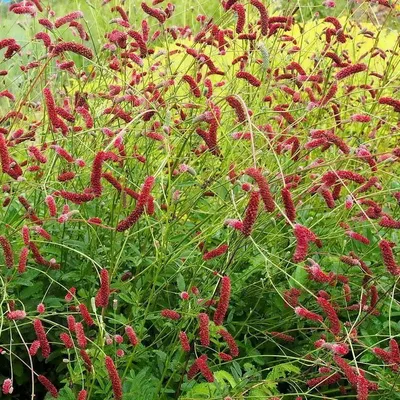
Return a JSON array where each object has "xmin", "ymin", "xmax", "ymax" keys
[
  {"xmin": 105, "ymin": 356, "xmax": 123, "ymax": 400},
  {"xmin": 317, "ymin": 296, "xmax": 341, "ymax": 335},
  {"xmin": 380, "ymin": 216, "xmax": 400, "ymax": 229},
  {"xmin": 78, "ymin": 390, "xmax": 87, "ymax": 400},
  {"xmin": 232, "ymin": 3, "xmax": 245, "ymax": 33},
  {"xmin": 161, "ymin": 309, "xmax": 181, "ymax": 320},
  {"xmin": 218, "ymin": 329, "xmax": 239, "ymax": 357},
  {"xmin": 55, "ymin": 11, "xmax": 84, "ymax": 28},
  {"xmin": 78, "ymin": 304, "xmax": 94, "ymax": 327},
  {"xmin": 226, "ymin": 96, "xmax": 247, "ymax": 122},
  {"xmin": 307, "ymin": 372, "xmax": 341, "ymax": 387},
  {"xmin": 335, "ymin": 63, "xmax": 367, "ymax": 80},
  {"xmin": 7, "ymin": 310, "xmax": 26, "ymax": 320},
  {"xmin": 116, "ymin": 176, "xmax": 155, "ymax": 231},
  {"xmin": 241, "ymin": 191, "xmax": 260, "ymax": 236},
  {"xmin": 323, "ymin": 0, "xmax": 336, "ymax": 7},
  {"xmin": 38, "ymin": 375, "xmax": 58, "ymax": 398},
  {"xmin": 292, "ymin": 224, "xmax": 318, "ymax": 262},
  {"xmin": 60, "ymin": 333, "xmax": 74, "ymax": 349},
  {"xmin": 29, "ymin": 340, "xmax": 41, "ymax": 356},
  {"xmin": 17, "ymin": 247, "xmax": 29, "ymax": 274},
  {"xmin": 250, "ymin": 0, "xmax": 268, "ymax": 35},
  {"xmin": 91, "ymin": 151, "xmax": 119, "ymax": 197},
  {"xmin": 37, "ymin": 303, "xmax": 45, "ymax": 314},
  {"xmin": 0, "ymin": 236, "xmax": 14, "ymax": 268},
  {"xmin": 236, "ymin": 71, "xmax": 261, "ymax": 87},
  {"xmin": 0, "ymin": 132, "xmax": 11, "ymax": 174},
  {"xmin": 182, "ymin": 75, "xmax": 201, "ymax": 97},
  {"xmin": 213, "ymin": 276, "xmax": 231, "ymax": 325},
  {"xmin": 270, "ymin": 331, "xmax": 295, "ymax": 342},
  {"xmin": 295, "ymin": 307, "xmax": 323, "ymax": 322},
  {"xmin": 75, "ymin": 322, "xmax": 87, "ymax": 348},
  {"xmin": 203, "ymin": 244, "xmax": 229, "ymax": 261},
  {"xmin": 333, "ymin": 356, "xmax": 357, "ymax": 386},
  {"xmin": 51, "ymin": 42, "xmax": 93, "ymax": 60},
  {"xmin": 33, "ymin": 319, "xmax": 51, "ymax": 358},
  {"xmin": 281, "ymin": 187, "xmax": 296, "ymax": 222},
  {"xmin": 245, "ymin": 167, "xmax": 275, "ymax": 211},
  {"xmin": 95, "ymin": 269, "xmax": 110, "ymax": 308},
  {"xmin": 179, "ymin": 331, "xmax": 191, "ymax": 352},
  {"xmin": 141, "ymin": 2, "xmax": 166, "ymax": 23},
  {"xmin": 378, "ymin": 97, "xmax": 400, "ymax": 112},
  {"xmin": 78, "ymin": 350, "xmax": 92, "ymax": 372},
  {"xmin": 305, "ymin": 259, "xmax": 334, "ymax": 283},
  {"xmin": 67, "ymin": 315, "xmax": 76, "ymax": 332},
  {"xmin": 219, "ymin": 352, "xmax": 233, "ymax": 361},
  {"xmin": 197, "ymin": 355, "xmax": 214, "ymax": 382},
  {"xmin": 65, "ymin": 288, "xmax": 76, "ymax": 302},
  {"xmin": 198, "ymin": 313, "xmax": 210, "ymax": 346},
  {"xmin": 379, "ymin": 240, "xmax": 400, "ymax": 276}
]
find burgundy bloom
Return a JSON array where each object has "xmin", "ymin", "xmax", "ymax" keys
[
  {"xmin": 105, "ymin": 356, "xmax": 123, "ymax": 400},
  {"xmin": 213, "ymin": 276, "xmax": 231, "ymax": 325}
]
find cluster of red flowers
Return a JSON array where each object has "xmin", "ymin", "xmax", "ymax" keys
[{"xmin": 1, "ymin": 0, "xmax": 400, "ymax": 398}]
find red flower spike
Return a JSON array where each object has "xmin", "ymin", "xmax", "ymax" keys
[
  {"xmin": 219, "ymin": 352, "xmax": 233, "ymax": 361},
  {"xmin": 125, "ymin": 325, "xmax": 139, "ymax": 346},
  {"xmin": 198, "ymin": 313, "xmax": 210, "ymax": 346},
  {"xmin": 317, "ymin": 296, "xmax": 341, "ymax": 335},
  {"xmin": 197, "ymin": 355, "xmax": 214, "ymax": 382},
  {"xmin": 105, "ymin": 356, "xmax": 123, "ymax": 400},
  {"xmin": 54, "ymin": 11, "xmax": 84, "ymax": 28},
  {"xmin": 250, "ymin": 0, "xmax": 268, "ymax": 35},
  {"xmin": 213, "ymin": 276, "xmax": 231, "ymax": 325},
  {"xmin": 281, "ymin": 187, "xmax": 296, "ymax": 222},
  {"xmin": 379, "ymin": 240, "xmax": 400, "ymax": 276},
  {"xmin": 33, "ymin": 319, "xmax": 51, "ymax": 358},
  {"xmin": 51, "ymin": 41, "xmax": 93, "ymax": 60},
  {"xmin": 236, "ymin": 71, "xmax": 261, "ymax": 87},
  {"xmin": 79, "ymin": 304, "xmax": 94, "ymax": 326},
  {"xmin": 29, "ymin": 340, "xmax": 41, "ymax": 356},
  {"xmin": 241, "ymin": 191, "xmax": 260, "ymax": 236},
  {"xmin": 116, "ymin": 176, "xmax": 155, "ymax": 231},
  {"xmin": 226, "ymin": 96, "xmax": 247, "ymax": 122},
  {"xmin": 295, "ymin": 307, "xmax": 323, "ymax": 322},
  {"xmin": 232, "ymin": 4, "xmax": 245, "ymax": 34},
  {"xmin": 95, "ymin": 268, "xmax": 110, "ymax": 308},
  {"xmin": 335, "ymin": 63, "xmax": 367, "ymax": 80},
  {"xmin": 245, "ymin": 167, "xmax": 275, "ymax": 212},
  {"xmin": 90, "ymin": 151, "xmax": 119, "ymax": 197},
  {"xmin": 345, "ymin": 231, "xmax": 370, "ymax": 245},
  {"xmin": 179, "ymin": 331, "xmax": 190, "ymax": 352},
  {"xmin": 141, "ymin": 2, "xmax": 166, "ymax": 23},
  {"xmin": 307, "ymin": 373, "xmax": 341, "ymax": 388},
  {"xmin": 38, "ymin": 375, "xmax": 58, "ymax": 398},
  {"xmin": 75, "ymin": 322, "xmax": 87, "ymax": 349},
  {"xmin": 60, "ymin": 332, "xmax": 74, "ymax": 349},
  {"xmin": 380, "ymin": 216, "xmax": 400, "ymax": 229},
  {"xmin": 218, "ymin": 329, "xmax": 239, "ymax": 357},
  {"xmin": 182, "ymin": 75, "xmax": 201, "ymax": 97},
  {"xmin": 333, "ymin": 356, "xmax": 357, "ymax": 386},
  {"xmin": 270, "ymin": 331, "xmax": 295, "ymax": 342},
  {"xmin": 203, "ymin": 244, "xmax": 229, "ymax": 261},
  {"xmin": 80, "ymin": 349, "xmax": 93, "ymax": 371},
  {"xmin": 78, "ymin": 390, "xmax": 87, "ymax": 400},
  {"xmin": 161, "ymin": 309, "xmax": 181, "ymax": 320},
  {"xmin": 378, "ymin": 97, "xmax": 400, "ymax": 112},
  {"xmin": 67, "ymin": 315, "xmax": 76, "ymax": 332}
]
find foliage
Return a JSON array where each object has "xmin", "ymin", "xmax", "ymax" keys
[{"xmin": 0, "ymin": 0, "xmax": 400, "ymax": 399}]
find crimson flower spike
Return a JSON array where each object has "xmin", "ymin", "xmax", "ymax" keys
[
  {"xmin": 245, "ymin": 167, "xmax": 275, "ymax": 212},
  {"xmin": 116, "ymin": 176, "xmax": 155, "ymax": 231},
  {"xmin": 213, "ymin": 276, "xmax": 231, "ymax": 325}
]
